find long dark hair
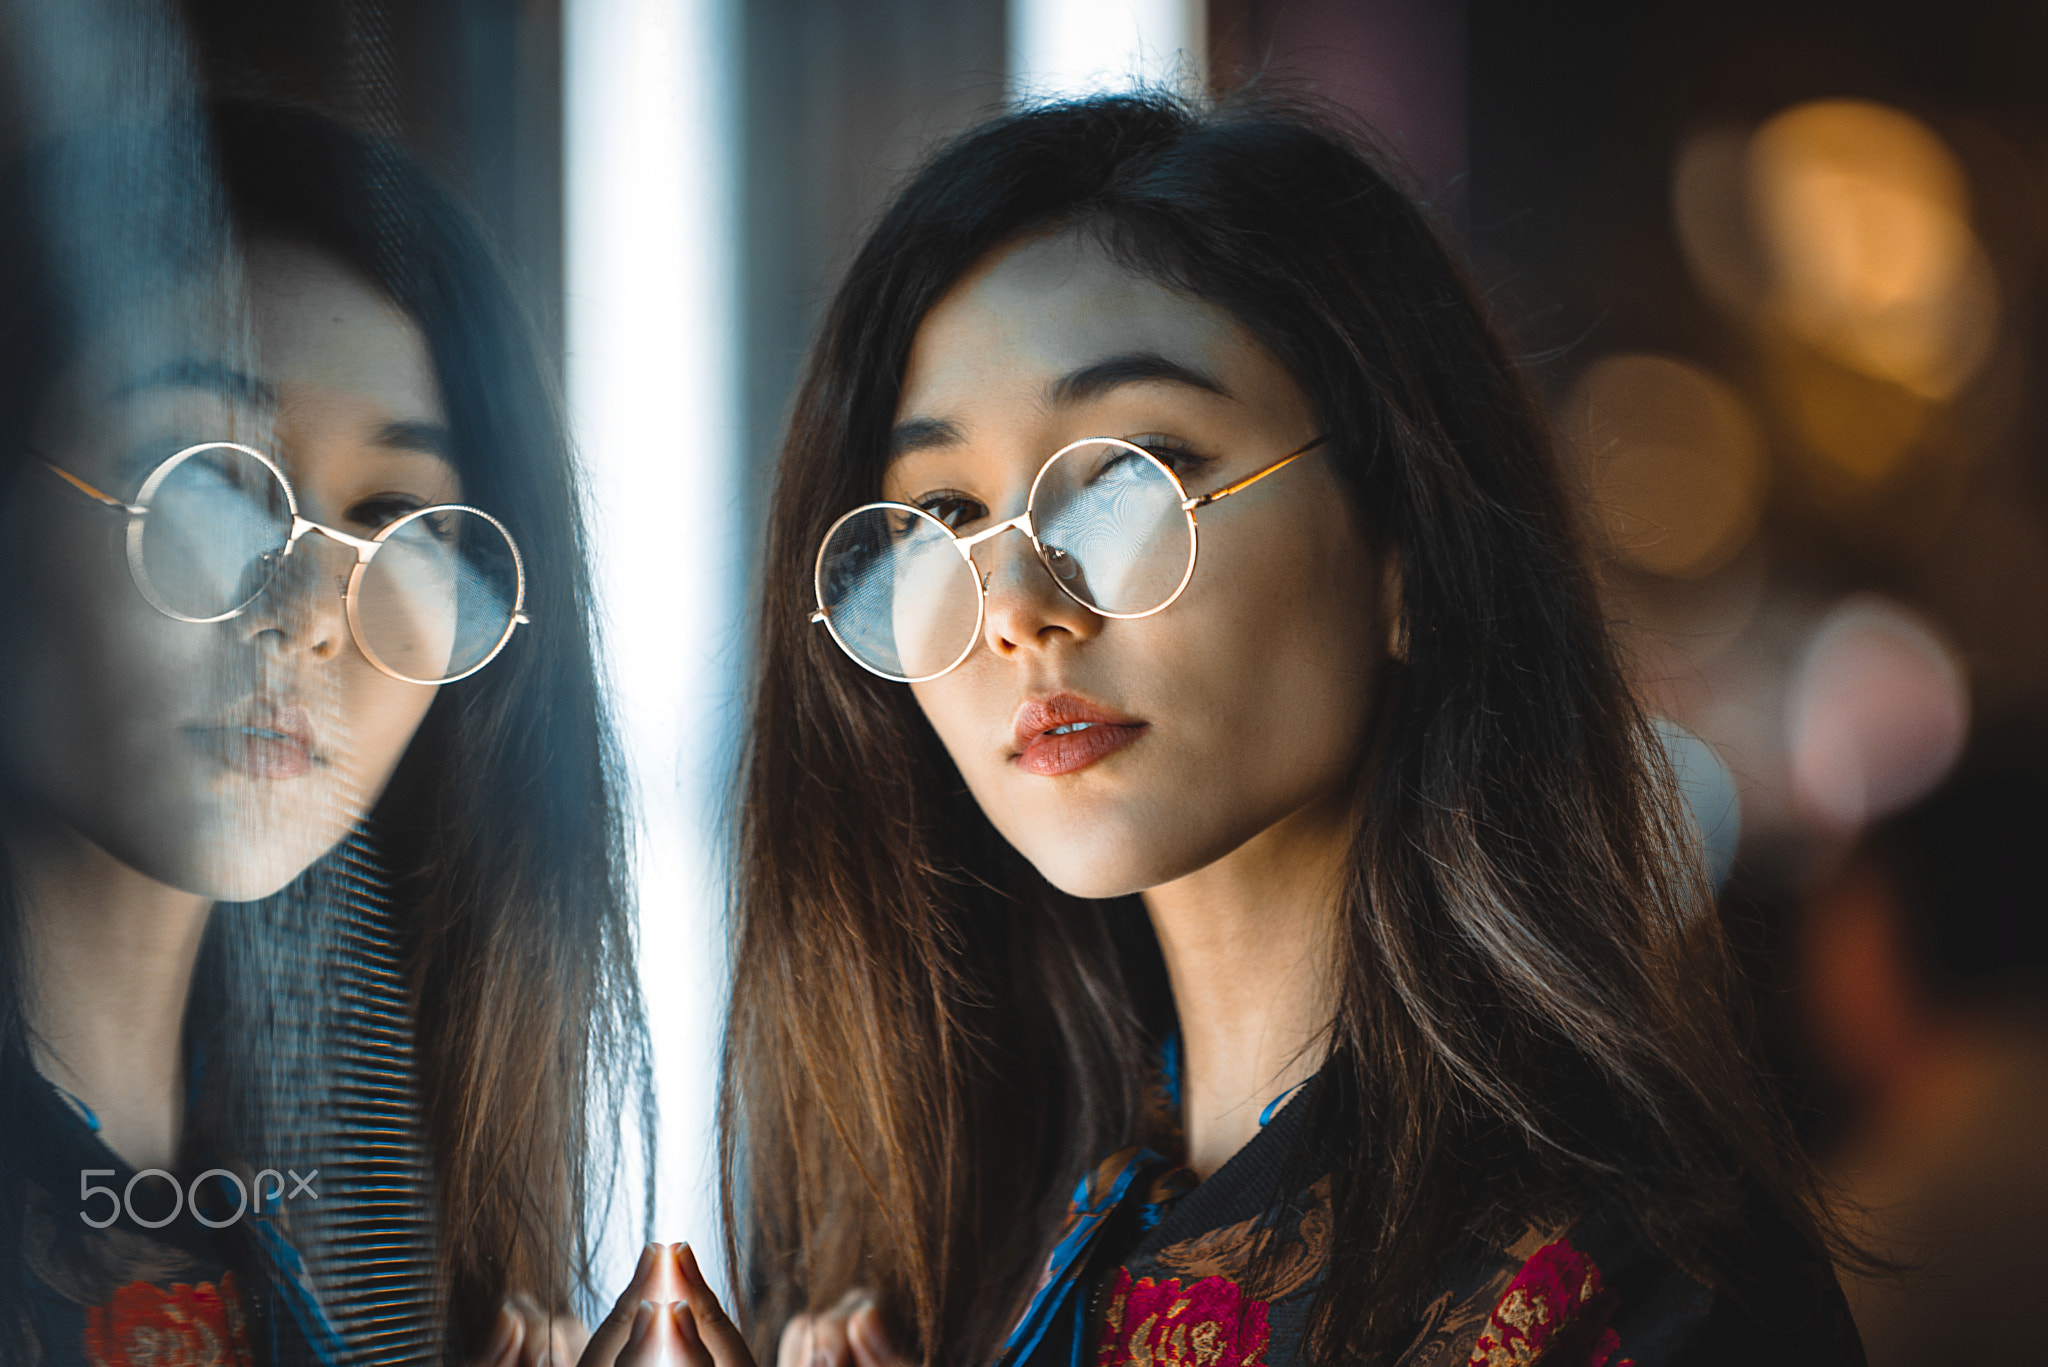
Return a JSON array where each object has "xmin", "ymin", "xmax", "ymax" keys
[
  {"xmin": 0, "ymin": 100, "xmax": 649, "ymax": 1357},
  {"xmin": 724, "ymin": 90, "xmax": 1844, "ymax": 1365}
]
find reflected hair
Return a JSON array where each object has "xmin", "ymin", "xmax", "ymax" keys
[
  {"xmin": 725, "ymin": 90, "xmax": 1850, "ymax": 1366},
  {"xmin": 0, "ymin": 100, "xmax": 649, "ymax": 1359}
]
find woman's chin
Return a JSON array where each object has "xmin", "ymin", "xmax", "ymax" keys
[
  {"xmin": 148, "ymin": 859, "xmax": 305, "ymax": 905},
  {"xmin": 1012, "ymin": 813, "xmax": 1278, "ymax": 903},
  {"xmin": 1017, "ymin": 838, "xmax": 1184, "ymax": 902},
  {"xmin": 158, "ymin": 825, "xmax": 354, "ymax": 903},
  {"xmin": 189, "ymin": 865, "xmax": 317, "ymax": 904}
]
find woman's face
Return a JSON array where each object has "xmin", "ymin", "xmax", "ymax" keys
[
  {"xmin": 0, "ymin": 241, "xmax": 454, "ymax": 901},
  {"xmin": 893, "ymin": 231, "xmax": 1383, "ymax": 899}
]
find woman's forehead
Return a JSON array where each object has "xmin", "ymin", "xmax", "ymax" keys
[
  {"xmin": 43, "ymin": 245, "xmax": 439, "ymax": 423},
  {"xmin": 32, "ymin": 255, "xmax": 457, "ymax": 500},
  {"xmin": 242, "ymin": 242, "xmax": 444, "ymax": 423},
  {"xmin": 898, "ymin": 231, "xmax": 1244, "ymax": 418}
]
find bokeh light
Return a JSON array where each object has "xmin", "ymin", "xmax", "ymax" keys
[
  {"xmin": 1785, "ymin": 595, "xmax": 1969, "ymax": 835},
  {"xmin": 1654, "ymin": 717, "xmax": 1743, "ymax": 891},
  {"xmin": 1759, "ymin": 339, "xmax": 1936, "ymax": 486},
  {"xmin": 1673, "ymin": 99, "xmax": 2001, "ymax": 490},
  {"xmin": 1671, "ymin": 125, "xmax": 1763, "ymax": 319},
  {"xmin": 1563, "ymin": 353, "xmax": 1766, "ymax": 579},
  {"xmin": 1748, "ymin": 100, "xmax": 1997, "ymax": 403}
]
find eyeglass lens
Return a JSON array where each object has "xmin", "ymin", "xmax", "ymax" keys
[
  {"xmin": 816, "ymin": 505, "xmax": 982, "ymax": 681},
  {"xmin": 135, "ymin": 445, "xmax": 521, "ymax": 683},
  {"xmin": 139, "ymin": 445, "xmax": 294, "ymax": 620},
  {"xmin": 816, "ymin": 440, "xmax": 1194, "ymax": 682},
  {"xmin": 1028, "ymin": 440, "xmax": 1192, "ymax": 615},
  {"xmin": 352, "ymin": 508, "xmax": 522, "ymax": 683}
]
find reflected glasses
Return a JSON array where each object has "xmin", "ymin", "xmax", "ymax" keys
[
  {"xmin": 45, "ymin": 440, "xmax": 528, "ymax": 685},
  {"xmin": 810, "ymin": 433, "xmax": 1327, "ymax": 683}
]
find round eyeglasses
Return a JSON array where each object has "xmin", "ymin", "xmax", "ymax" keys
[
  {"xmin": 809, "ymin": 433, "xmax": 1328, "ymax": 683},
  {"xmin": 44, "ymin": 440, "xmax": 529, "ymax": 685}
]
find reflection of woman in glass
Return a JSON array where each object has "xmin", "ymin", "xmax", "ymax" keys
[
  {"xmin": 588, "ymin": 95, "xmax": 1866, "ymax": 1367},
  {"xmin": 0, "ymin": 102, "xmax": 643, "ymax": 1366}
]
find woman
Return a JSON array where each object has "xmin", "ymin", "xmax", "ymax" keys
[
  {"xmin": 590, "ymin": 91, "xmax": 1865, "ymax": 1367},
  {"xmin": 0, "ymin": 101, "xmax": 646, "ymax": 1365}
]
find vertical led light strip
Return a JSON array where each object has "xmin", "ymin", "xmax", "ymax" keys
[
  {"xmin": 565, "ymin": 0, "xmax": 737, "ymax": 1297},
  {"xmin": 1008, "ymin": 0, "xmax": 1206, "ymax": 100}
]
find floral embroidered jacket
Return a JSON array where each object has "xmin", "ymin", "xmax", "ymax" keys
[{"xmin": 998, "ymin": 1054, "xmax": 1865, "ymax": 1367}]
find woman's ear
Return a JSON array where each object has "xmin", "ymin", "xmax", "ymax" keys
[{"xmin": 1380, "ymin": 550, "xmax": 1408, "ymax": 664}]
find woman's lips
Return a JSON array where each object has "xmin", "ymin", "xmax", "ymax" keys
[
  {"xmin": 1012, "ymin": 695, "xmax": 1148, "ymax": 777},
  {"xmin": 1016, "ymin": 722, "xmax": 1147, "ymax": 776},
  {"xmin": 187, "ymin": 705, "xmax": 317, "ymax": 780}
]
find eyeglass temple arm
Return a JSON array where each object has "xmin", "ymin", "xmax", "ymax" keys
[
  {"xmin": 1182, "ymin": 433, "xmax": 1331, "ymax": 511},
  {"xmin": 43, "ymin": 460, "xmax": 145, "ymax": 515}
]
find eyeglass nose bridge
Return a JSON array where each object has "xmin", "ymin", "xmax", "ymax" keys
[
  {"xmin": 949, "ymin": 509, "xmax": 1035, "ymax": 560},
  {"xmin": 259, "ymin": 516, "xmax": 386, "ymax": 609},
  {"xmin": 949, "ymin": 508, "xmax": 1093, "ymax": 606},
  {"xmin": 286, "ymin": 514, "xmax": 383, "ymax": 566}
]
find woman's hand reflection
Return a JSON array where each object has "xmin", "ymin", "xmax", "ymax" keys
[
  {"xmin": 579, "ymin": 1244, "xmax": 905, "ymax": 1367},
  {"xmin": 774, "ymin": 1289, "xmax": 903, "ymax": 1367},
  {"xmin": 475, "ymin": 1293, "xmax": 591, "ymax": 1367}
]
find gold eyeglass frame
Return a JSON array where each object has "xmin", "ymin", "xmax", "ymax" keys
[
  {"xmin": 44, "ymin": 439, "xmax": 530, "ymax": 686},
  {"xmin": 810, "ymin": 432, "xmax": 1329, "ymax": 683}
]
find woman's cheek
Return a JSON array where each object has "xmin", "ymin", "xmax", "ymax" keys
[{"xmin": 342, "ymin": 670, "xmax": 441, "ymax": 805}]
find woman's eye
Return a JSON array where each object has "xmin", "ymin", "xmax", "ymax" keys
[
  {"xmin": 916, "ymin": 492, "xmax": 985, "ymax": 530},
  {"xmin": 348, "ymin": 493, "xmax": 431, "ymax": 529},
  {"xmin": 1128, "ymin": 438, "xmax": 1211, "ymax": 478},
  {"xmin": 415, "ymin": 510, "xmax": 462, "ymax": 544}
]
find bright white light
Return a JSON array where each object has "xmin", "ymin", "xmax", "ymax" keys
[
  {"xmin": 1008, "ymin": 0, "xmax": 1205, "ymax": 100},
  {"xmin": 565, "ymin": 0, "xmax": 738, "ymax": 1304}
]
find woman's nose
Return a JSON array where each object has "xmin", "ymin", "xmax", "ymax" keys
[
  {"xmin": 239, "ymin": 531, "xmax": 348, "ymax": 662},
  {"xmin": 974, "ymin": 528, "xmax": 1101, "ymax": 662}
]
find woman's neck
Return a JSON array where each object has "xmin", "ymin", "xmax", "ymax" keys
[
  {"xmin": 1142, "ymin": 793, "xmax": 1348, "ymax": 1180},
  {"xmin": 10, "ymin": 819, "xmax": 212, "ymax": 1171}
]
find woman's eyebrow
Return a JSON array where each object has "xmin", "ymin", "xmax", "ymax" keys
[
  {"xmin": 888, "ymin": 415, "xmax": 965, "ymax": 457},
  {"xmin": 1046, "ymin": 352, "xmax": 1231, "ymax": 407},
  {"xmin": 373, "ymin": 418, "xmax": 456, "ymax": 461},
  {"xmin": 116, "ymin": 357, "xmax": 276, "ymax": 408},
  {"xmin": 885, "ymin": 352, "xmax": 1227, "ymax": 456}
]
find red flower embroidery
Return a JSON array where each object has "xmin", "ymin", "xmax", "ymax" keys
[
  {"xmin": 1095, "ymin": 1270, "xmax": 1271, "ymax": 1367},
  {"xmin": 1467, "ymin": 1239, "xmax": 1631, "ymax": 1367},
  {"xmin": 82, "ymin": 1270, "xmax": 256, "ymax": 1367}
]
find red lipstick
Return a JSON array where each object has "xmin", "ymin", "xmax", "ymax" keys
[{"xmin": 1011, "ymin": 694, "xmax": 1147, "ymax": 777}]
